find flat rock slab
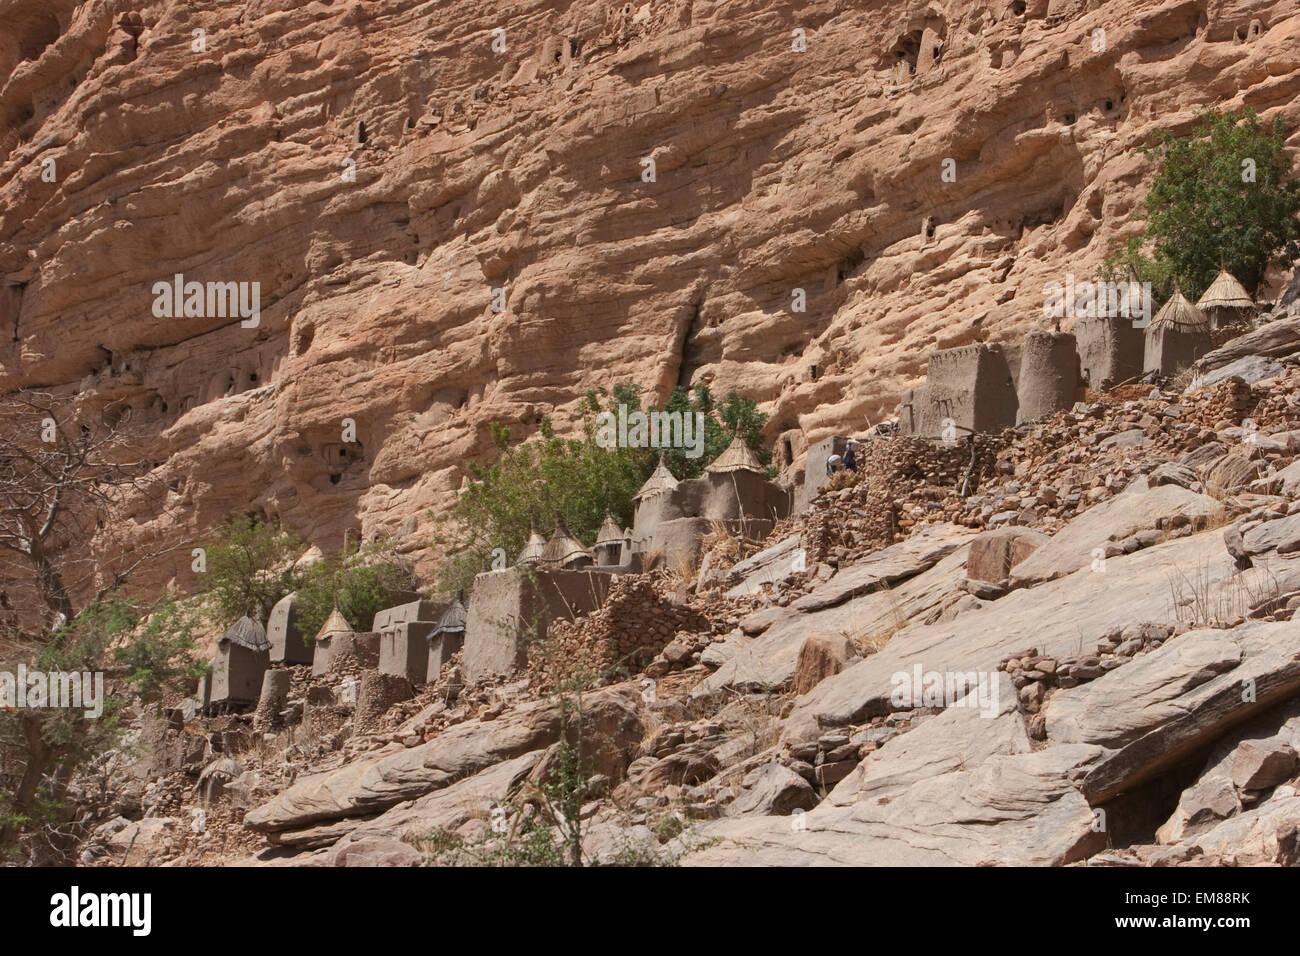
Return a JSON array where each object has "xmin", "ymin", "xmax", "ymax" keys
[
  {"xmin": 334, "ymin": 751, "xmax": 543, "ymax": 846},
  {"xmin": 697, "ymin": 541, "xmax": 972, "ymax": 694},
  {"xmin": 794, "ymin": 524, "xmax": 977, "ymax": 613},
  {"xmin": 685, "ymin": 745, "xmax": 1104, "ymax": 866},
  {"xmin": 785, "ymin": 530, "xmax": 1264, "ymax": 743},
  {"xmin": 826, "ymin": 674, "xmax": 1029, "ymax": 806},
  {"xmin": 1009, "ymin": 479, "xmax": 1221, "ymax": 587},
  {"xmin": 246, "ymin": 686, "xmax": 638, "ymax": 834},
  {"xmin": 1045, "ymin": 628, "xmax": 1245, "ymax": 749},
  {"xmin": 725, "ymin": 536, "xmax": 803, "ymax": 598},
  {"xmin": 1198, "ymin": 355, "xmax": 1284, "ymax": 388},
  {"xmin": 1045, "ymin": 621, "xmax": 1300, "ymax": 803},
  {"xmin": 1195, "ymin": 316, "xmax": 1300, "ymax": 372}
]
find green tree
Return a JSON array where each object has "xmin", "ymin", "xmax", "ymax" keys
[
  {"xmin": 434, "ymin": 384, "xmax": 773, "ymax": 595},
  {"xmin": 0, "ymin": 593, "xmax": 204, "ymax": 859},
  {"xmin": 294, "ymin": 537, "xmax": 414, "ymax": 639},
  {"xmin": 201, "ymin": 515, "xmax": 300, "ymax": 624},
  {"xmin": 1139, "ymin": 108, "xmax": 1300, "ymax": 298}
]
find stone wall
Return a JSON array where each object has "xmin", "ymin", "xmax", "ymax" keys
[
  {"xmin": 462, "ymin": 567, "xmax": 613, "ymax": 682},
  {"xmin": 897, "ymin": 334, "xmax": 1084, "ymax": 437},
  {"xmin": 631, "ymin": 470, "xmax": 789, "ymax": 568},
  {"xmin": 1075, "ymin": 315, "xmax": 1144, "ymax": 388},
  {"xmin": 527, "ymin": 576, "xmax": 710, "ymax": 690}
]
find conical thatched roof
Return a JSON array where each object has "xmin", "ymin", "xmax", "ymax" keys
[
  {"xmin": 706, "ymin": 431, "xmax": 765, "ymax": 474},
  {"xmin": 431, "ymin": 594, "xmax": 466, "ymax": 637},
  {"xmin": 541, "ymin": 518, "xmax": 589, "ymax": 566},
  {"xmin": 1196, "ymin": 269, "xmax": 1255, "ymax": 310},
  {"xmin": 315, "ymin": 607, "xmax": 352, "ymax": 642},
  {"xmin": 633, "ymin": 457, "xmax": 678, "ymax": 501},
  {"xmin": 1151, "ymin": 284, "xmax": 1209, "ymax": 333},
  {"xmin": 218, "ymin": 616, "xmax": 270, "ymax": 652},
  {"xmin": 595, "ymin": 510, "xmax": 623, "ymax": 547},
  {"xmin": 517, "ymin": 518, "xmax": 547, "ymax": 564}
]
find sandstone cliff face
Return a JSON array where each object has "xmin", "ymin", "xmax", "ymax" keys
[{"xmin": 1, "ymin": 0, "xmax": 1298, "ymax": 597}]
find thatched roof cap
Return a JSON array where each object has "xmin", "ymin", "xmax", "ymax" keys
[
  {"xmin": 314, "ymin": 607, "xmax": 352, "ymax": 642},
  {"xmin": 705, "ymin": 432, "xmax": 765, "ymax": 474},
  {"xmin": 1152, "ymin": 284, "xmax": 1209, "ymax": 333},
  {"xmin": 431, "ymin": 595, "xmax": 467, "ymax": 637},
  {"xmin": 633, "ymin": 458, "xmax": 679, "ymax": 501},
  {"xmin": 1196, "ymin": 270, "xmax": 1255, "ymax": 310},
  {"xmin": 517, "ymin": 518, "xmax": 547, "ymax": 564},
  {"xmin": 218, "ymin": 616, "xmax": 270, "ymax": 652},
  {"xmin": 595, "ymin": 510, "xmax": 624, "ymax": 546},
  {"xmin": 541, "ymin": 518, "xmax": 589, "ymax": 566}
]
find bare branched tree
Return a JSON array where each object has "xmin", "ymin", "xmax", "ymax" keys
[{"xmin": 0, "ymin": 389, "xmax": 173, "ymax": 632}]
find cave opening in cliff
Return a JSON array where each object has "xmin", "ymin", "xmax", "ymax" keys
[
  {"xmin": 838, "ymin": 248, "xmax": 865, "ymax": 283},
  {"xmin": 18, "ymin": 12, "xmax": 61, "ymax": 63},
  {"xmin": 890, "ymin": 31, "xmax": 922, "ymax": 76},
  {"xmin": 2, "ymin": 283, "xmax": 23, "ymax": 342}
]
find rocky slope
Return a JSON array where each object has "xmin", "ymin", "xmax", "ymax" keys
[
  {"xmin": 71, "ymin": 324, "xmax": 1300, "ymax": 866},
  {"xmin": 3, "ymin": 0, "xmax": 1300, "ymax": 601}
]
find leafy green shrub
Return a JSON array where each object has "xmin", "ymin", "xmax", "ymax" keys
[
  {"xmin": 1109, "ymin": 108, "xmax": 1300, "ymax": 299},
  {"xmin": 294, "ymin": 538, "xmax": 414, "ymax": 639},
  {"xmin": 434, "ymin": 384, "xmax": 771, "ymax": 594},
  {"xmin": 0, "ymin": 592, "xmax": 204, "ymax": 857},
  {"xmin": 201, "ymin": 515, "xmax": 300, "ymax": 624}
]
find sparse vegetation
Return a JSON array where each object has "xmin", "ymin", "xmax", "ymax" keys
[
  {"xmin": 200, "ymin": 515, "xmax": 300, "ymax": 624},
  {"xmin": 293, "ymin": 537, "xmax": 414, "ymax": 639},
  {"xmin": 0, "ymin": 593, "xmax": 204, "ymax": 860},
  {"xmin": 433, "ymin": 384, "xmax": 772, "ymax": 595},
  {"xmin": 1103, "ymin": 108, "xmax": 1300, "ymax": 299}
]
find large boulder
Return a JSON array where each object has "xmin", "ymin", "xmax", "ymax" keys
[
  {"xmin": 1159, "ymin": 697, "xmax": 1300, "ymax": 842},
  {"xmin": 1008, "ymin": 480, "xmax": 1222, "ymax": 587},
  {"xmin": 1232, "ymin": 740, "xmax": 1299, "ymax": 792},
  {"xmin": 792, "ymin": 632, "xmax": 853, "ymax": 695},
  {"xmin": 965, "ymin": 527, "xmax": 1049, "ymax": 586},
  {"xmin": 1201, "ymin": 454, "xmax": 1264, "ymax": 497},
  {"xmin": 729, "ymin": 762, "xmax": 817, "ymax": 816},
  {"xmin": 245, "ymin": 685, "xmax": 642, "ymax": 835}
]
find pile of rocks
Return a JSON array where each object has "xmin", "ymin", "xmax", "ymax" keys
[
  {"xmin": 1001, "ymin": 624, "xmax": 1175, "ymax": 738},
  {"xmin": 529, "ymin": 576, "xmax": 711, "ymax": 690},
  {"xmin": 782, "ymin": 711, "xmax": 933, "ymax": 789},
  {"xmin": 909, "ymin": 370, "xmax": 1300, "ymax": 536},
  {"xmin": 796, "ymin": 435, "xmax": 1005, "ymax": 567}
]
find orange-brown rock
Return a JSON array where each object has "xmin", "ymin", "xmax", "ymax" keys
[{"xmin": 2, "ymin": 0, "xmax": 1299, "ymax": 604}]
